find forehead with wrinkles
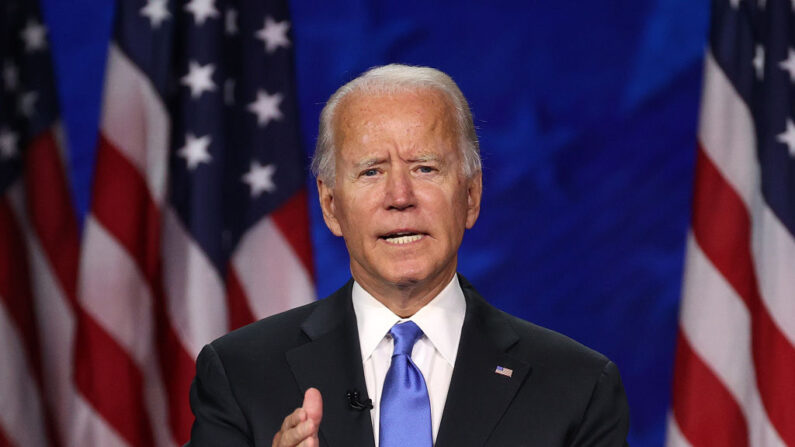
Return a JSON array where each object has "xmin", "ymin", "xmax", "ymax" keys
[{"xmin": 332, "ymin": 88, "xmax": 459, "ymax": 164}]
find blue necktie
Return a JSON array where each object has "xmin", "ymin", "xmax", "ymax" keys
[{"xmin": 379, "ymin": 321, "xmax": 432, "ymax": 447}]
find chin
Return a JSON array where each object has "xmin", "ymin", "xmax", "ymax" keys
[
  {"xmin": 380, "ymin": 263, "xmax": 440, "ymax": 288},
  {"xmin": 383, "ymin": 271, "xmax": 425, "ymax": 288}
]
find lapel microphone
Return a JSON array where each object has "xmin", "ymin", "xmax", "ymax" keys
[{"xmin": 346, "ymin": 389, "xmax": 373, "ymax": 411}]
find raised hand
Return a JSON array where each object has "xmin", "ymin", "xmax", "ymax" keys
[{"xmin": 272, "ymin": 388, "xmax": 323, "ymax": 447}]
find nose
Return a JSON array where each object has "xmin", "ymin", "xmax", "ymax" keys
[{"xmin": 384, "ymin": 169, "xmax": 415, "ymax": 210}]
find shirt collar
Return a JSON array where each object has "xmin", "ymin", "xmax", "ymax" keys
[{"xmin": 351, "ymin": 274, "xmax": 466, "ymax": 367}]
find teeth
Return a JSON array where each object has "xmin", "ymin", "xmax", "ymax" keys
[{"xmin": 385, "ymin": 234, "xmax": 423, "ymax": 244}]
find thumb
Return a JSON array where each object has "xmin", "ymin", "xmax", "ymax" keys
[{"xmin": 302, "ymin": 387, "xmax": 323, "ymax": 427}]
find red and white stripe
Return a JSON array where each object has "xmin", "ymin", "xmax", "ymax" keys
[
  {"xmin": 0, "ymin": 125, "xmax": 95, "ymax": 447},
  {"xmin": 70, "ymin": 40, "xmax": 314, "ymax": 447},
  {"xmin": 0, "ymin": 189, "xmax": 50, "ymax": 447},
  {"xmin": 666, "ymin": 51, "xmax": 795, "ymax": 446}
]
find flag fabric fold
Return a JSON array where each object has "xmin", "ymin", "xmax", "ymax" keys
[
  {"xmin": 0, "ymin": 0, "xmax": 314, "ymax": 445},
  {"xmin": 667, "ymin": 0, "xmax": 795, "ymax": 446},
  {"xmin": 1, "ymin": 1, "xmax": 80, "ymax": 446}
]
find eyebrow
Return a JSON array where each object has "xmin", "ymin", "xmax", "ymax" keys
[
  {"xmin": 351, "ymin": 153, "xmax": 443, "ymax": 168},
  {"xmin": 352, "ymin": 157, "xmax": 386, "ymax": 169},
  {"xmin": 408, "ymin": 154, "xmax": 442, "ymax": 163}
]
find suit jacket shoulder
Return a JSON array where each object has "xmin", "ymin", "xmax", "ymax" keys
[
  {"xmin": 189, "ymin": 280, "xmax": 375, "ymax": 447},
  {"xmin": 496, "ymin": 302, "xmax": 613, "ymax": 383},
  {"xmin": 211, "ymin": 293, "xmax": 327, "ymax": 361},
  {"xmin": 437, "ymin": 276, "xmax": 629, "ymax": 446}
]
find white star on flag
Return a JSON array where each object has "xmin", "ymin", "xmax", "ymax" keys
[
  {"xmin": 779, "ymin": 48, "xmax": 795, "ymax": 83},
  {"xmin": 255, "ymin": 16, "xmax": 290, "ymax": 53},
  {"xmin": 777, "ymin": 118, "xmax": 795, "ymax": 156},
  {"xmin": 18, "ymin": 91, "xmax": 38, "ymax": 118},
  {"xmin": 247, "ymin": 89, "xmax": 283, "ymax": 127},
  {"xmin": 0, "ymin": 128, "xmax": 19, "ymax": 160},
  {"xmin": 753, "ymin": 45, "xmax": 764, "ymax": 80},
  {"xmin": 184, "ymin": 0, "xmax": 219, "ymax": 26},
  {"xmin": 140, "ymin": 0, "xmax": 171, "ymax": 28},
  {"xmin": 242, "ymin": 161, "xmax": 277, "ymax": 197},
  {"xmin": 178, "ymin": 133, "xmax": 213, "ymax": 170},
  {"xmin": 225, "ymin": 8, "xmax": 238, "ymax": 35},
  {"xmin": 3, "ymin": 62, "xmax": 18, "ymax": 91},
  {"xmin": 181, "ymin": 61, "xmax": 217, "ymax": 99},
  {"xmin": 20, "ymin": 19, "xmax": 47, "ymax": 52},
  {"xmin": 729, "ymin": 0, "xmax": 740, "ymax": 8}
]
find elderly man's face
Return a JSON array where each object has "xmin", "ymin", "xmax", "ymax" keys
[{"xmin": 318, "ymin": 89, "xmax": 482, "ymax": 295}]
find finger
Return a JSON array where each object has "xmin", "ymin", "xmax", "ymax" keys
[
  {"xmin": 281, "ymin": 419, "xmax": 317, "ymax": 446},
  {"xmin": 297, "ymin": 430, "xmax": 320, "ymax": 447},
  {"xmin": 302, "ymin": 388, "xmax": 323, "ymax": 427},
  {"xmin": 297, "ymin": 436, "xmax": 318, "ymax": 447},
  {"xmin": 280, "ymin": 407, "xmax": 306, "ymax": 432}
]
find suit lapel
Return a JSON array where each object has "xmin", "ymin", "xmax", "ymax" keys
[
  {"xmin": 435, "ymin": 276, "xmax": 531, "ymax": 447},
  {"xmin": 286, "ymin": 282, "xmax": 375, "ymax": 447}
]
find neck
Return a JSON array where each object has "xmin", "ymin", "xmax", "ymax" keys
[{"xmin": 353, "ymin": 271, "xmax": 456, "ymax": 318}]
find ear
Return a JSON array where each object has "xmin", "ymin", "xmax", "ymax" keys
[
  {"xmin": 465, "ymin": 171, "xmax": 482, "ymax": 229},
  {"xmin": 317, "ymin": 178, "xmax": 343, "ymax": 236}
]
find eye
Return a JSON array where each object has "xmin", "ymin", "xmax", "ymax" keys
[
  {"xmin": 417, "ymin": 165, "xmax": 436, "ymax": 174},
  {"xmin": 361, "ymin": 168, "xmax": 379, "ymax": 177}
]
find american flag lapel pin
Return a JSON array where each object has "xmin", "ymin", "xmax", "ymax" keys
[{"xmin": 495, "ymin": 365, "xmax": 513, "ymax": 378}]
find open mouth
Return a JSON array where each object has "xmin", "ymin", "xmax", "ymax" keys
[{"xmin": 380, "ymin": 232, "xmax": 425, "ymax": 245}]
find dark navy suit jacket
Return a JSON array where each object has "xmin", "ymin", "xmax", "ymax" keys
[{"xmin": 187, "ymin": 275, "xmax": 630, "ymax": 446}]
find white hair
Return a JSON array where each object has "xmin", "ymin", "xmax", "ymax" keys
[{"xmin": 311, "ymin": 64, "xmax": 481, "ymax": 185}]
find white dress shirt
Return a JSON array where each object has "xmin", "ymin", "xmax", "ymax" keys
[{"xmin": 351, "ymin": 275, "xmax": 466, "ymax": 446}]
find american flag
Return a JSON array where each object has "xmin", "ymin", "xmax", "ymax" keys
[
  {"xmin": 0, "ymin": 0, "xmax": 314, "ymax": 445},
  {"xmin": 1, "ymin": 0, "xmax": 80, "ymax": 446},
  {"xmin": 666, "ymin": 0, "xmax": 795, "ymax": 446},
  {"xmin": 494, "ymin": 365, "xmax": 513, "ymax": 378}
]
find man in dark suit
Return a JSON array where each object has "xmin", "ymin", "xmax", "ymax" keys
[{"xmin": 188, "ymin": 64, "xmax": 629, "ymax": 447}]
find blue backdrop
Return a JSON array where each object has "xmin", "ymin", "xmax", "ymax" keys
[{"xmin": 40, "ymin": 1, "xmax": 711, "ymax": 446}]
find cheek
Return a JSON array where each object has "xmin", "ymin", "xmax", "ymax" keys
[
  {"xmin": 444, "ymin": 183, "xmax": 470, "ymax": 214},
  {"xmin": 418, "ymin": 190, "xmax": 467, "ymax": 230},
  {"xmin": 336, "ymin": 191, "xmax": 379, "ymax": 232}
]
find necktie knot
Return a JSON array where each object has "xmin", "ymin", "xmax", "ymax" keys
[{"xmin": 389, "ymin": 321, "xmax": 423, "ymax": 357}]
